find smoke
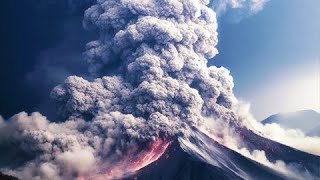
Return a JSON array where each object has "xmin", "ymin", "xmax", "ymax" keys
[
  {"xmin": 179, "ymin": 128, "xmax": 313, "ymax": 180},
  {"xmin": 0, "ymin": 112, "xmax": 95, "ymax": 179},
  {"xmin": 188, "ymin": 114, "xmax": 315, "ymax": 179},
  {"xmin": 0, "ymin": 0, "xmax": 318, "ymax": 179},
  {"xmin": 1, "ymin": 0, "xmax": 236, "ymax": 179},
  {"xmin": 237, "ymin": 148, "xmax": 313, "ymax": 180},
  {"xmin": 0, "ymin": 111, "xmax": 169, "ymax": 179},
  {"xmin": 224, "ymin": 103, "xmax": 319, "ymax": 178},
  {"xmin": 235, "ymin": 103, "xmax": 320, "ymax": 156}
]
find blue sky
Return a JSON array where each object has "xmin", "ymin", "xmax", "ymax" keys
[
  {"xmin": 212, "ymin": 0, "xmax": 320, "ymax": 120},
  {"xmin": 0, "ymin": 0, "xmax": 318, "ymax": 121}
]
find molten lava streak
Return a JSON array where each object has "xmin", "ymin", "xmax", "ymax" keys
[
  {"xmin": 80, "ymin": 140, "xmax": 170, "ymax": 180},
  {"xmin": 128, "ymin": 140, "xmax": 170, "ymax": 171}
]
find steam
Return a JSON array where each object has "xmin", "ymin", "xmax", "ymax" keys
[
  {"xmin": 237, "ymin": 149, "xmax": 313, "ymax": 180},
  {"xmin": 194, "ymin": 126, "xmax": 313, "ymax": 180},
  {"xmin": 236, "ymin": 103, "xmax": 320, "ymax": 155},
  {"xmin": 0, "ymin": 0, "xmax": 318, "ymax": 180},
  {"xmin": 179, "ymin": 129, "xmax": 313, "ymax": 180}
]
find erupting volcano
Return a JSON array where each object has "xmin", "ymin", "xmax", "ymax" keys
[{"xmin": 0, "ymin": 0, "xmax": 319, "ymax": 180}]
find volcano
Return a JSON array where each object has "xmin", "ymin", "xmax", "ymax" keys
[
  {"xmin": 1, "ymin": 127, "xmax": 319, "ymax": 180},
  {"xmin": 127, "ymin": 128, "xmax": 319, "ymax": 180}
]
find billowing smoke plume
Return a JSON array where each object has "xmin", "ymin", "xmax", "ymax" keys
[
  {"xmin": 0, "ymin": 0, "xmax": 319, "ymax": 180},
  {"xmin": 0, "ymin": 0, "xmax": 237, "ymax": 179}
]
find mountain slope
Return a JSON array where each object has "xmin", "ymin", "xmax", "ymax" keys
[
  {"xmin": 0, "ymin": 172, "xmax": 19, "ymax": 180},
  {"xmin": 128, "ymin": 128, "xmax": 320, "ymax": 180},
  {"xmin": 308, "ymin": 124, "xmax": 320, "ymax": 136},
  {"xmin": 128, "ymin": 140, "xmax": 285, "ymax": 180}
]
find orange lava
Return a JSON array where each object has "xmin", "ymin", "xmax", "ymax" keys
[
  {"xmin": 77, "ymin": 177, "xmax": 85, "ymax": 180},
  {"xmin": 81, "ymin": 140, "xmax": 171, "ymax": 180},
  {"xmin": 129, "ymin": 140, "xmax": 170, "ymax": 170}
]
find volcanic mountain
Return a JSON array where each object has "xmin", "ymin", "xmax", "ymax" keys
[
  {"xmin": 1, "ymin": 126, "xmax": 319, "ymax": 180},
  {"xmin": 126, "ymin": 127, "xmax": 320, "ymax": 180}
]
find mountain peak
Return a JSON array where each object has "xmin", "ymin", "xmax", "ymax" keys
[{"xmin": 262, "ymin": 109, "xmax": 320, "ymax": 135}]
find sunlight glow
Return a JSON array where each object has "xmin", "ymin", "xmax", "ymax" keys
[{"xmin": 248, "ymin": 60, "xmax": 320, "ymax": 120}]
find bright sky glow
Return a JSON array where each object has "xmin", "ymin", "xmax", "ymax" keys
[
  {"xmin": 215, "ymin": 0, "xmax": 320, "ymax": 120},
  {"xmin": 246, "ymin": 61, "xmax": 320, "ymax": 120}
]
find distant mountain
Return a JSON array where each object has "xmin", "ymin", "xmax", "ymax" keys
[
  {"xmin": 308, "ymin": 124, "xmax": 320, "ymax": 137},
  {"xmin": 262, "ymin": 110, "xmax": 320, "ymax": 136}
]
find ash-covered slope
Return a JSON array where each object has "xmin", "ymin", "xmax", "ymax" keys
[
  {"xmin": 129, "ymin": 128, "xmax": 319, "ymax": 180},
  {"xmin": 0, "ymin": 172, "xmax": 19, "ymax": 180},
  {"xmin": 126, "ymin": 141, "xmax": 247, "ymax": 180},
  {"xmin": 237, "ymin": 127, "xmax": 319, "ymax": 172}
]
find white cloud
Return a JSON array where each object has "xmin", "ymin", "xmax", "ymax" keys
[
  {"xmin": 250, "ymin": 0, "xmax": 269, "ymax": 13},
  {"xmin": 212, "ymin": 0, "xmax": 269, "ymax": 14},
  {"xmin": 210, "ymin": 0, "xmax": 269, "ymax": 23}
]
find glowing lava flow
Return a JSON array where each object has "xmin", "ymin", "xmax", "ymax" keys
[
  {"xmin": 128, "ymin": 140, "xmax": 171, "ymax": 171},
  {"xmin": 80, "ymin": 140, "xmax": 171, "ymax": 180},
  {"xmin": 104, "ymin": 140, "xmax": 171, "ymax": 179}
]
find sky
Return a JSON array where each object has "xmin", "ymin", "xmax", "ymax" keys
[
  {"xmin": 0, "ymin": 1, "xmax": 94, "ymax": 119},
  {"xmin": 0, "ymin": 0, "xmax": 319, "ymax": 121},
  {"xmin": 213, "ymin": 0, "xmax": 320, "ymax": 120}
]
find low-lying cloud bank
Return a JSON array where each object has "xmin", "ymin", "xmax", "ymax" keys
[{"xmin": 236, "ymin": 103, "xmax": 320, "ymax": 156}]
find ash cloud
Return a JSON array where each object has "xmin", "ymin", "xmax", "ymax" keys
[
  {"xmin": 0, "ymin": 0, "xmax": 318, "ymax": 180},
  {"xmin": 1, "ymin": 0, "xmax": 237, "ymax": 179}
]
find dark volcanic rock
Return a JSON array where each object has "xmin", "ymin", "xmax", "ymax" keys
[
  {"xmin": 0, "ymin": 172, "xmax": 19, "ymax": 180},
  {"xmin": 126, "ymin": 141, "xmax": 244, "ymax": 180},
  {"xmin": 126, "ymin": 140, "xmax": 285, "ymax": 180},
  {"xmin": 125, "ymin": 126, "xmax": 320, "ymax": 180},
  {"xmin": 237, "ymin": 126, "xmax": 320, "ymax": 174}
]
